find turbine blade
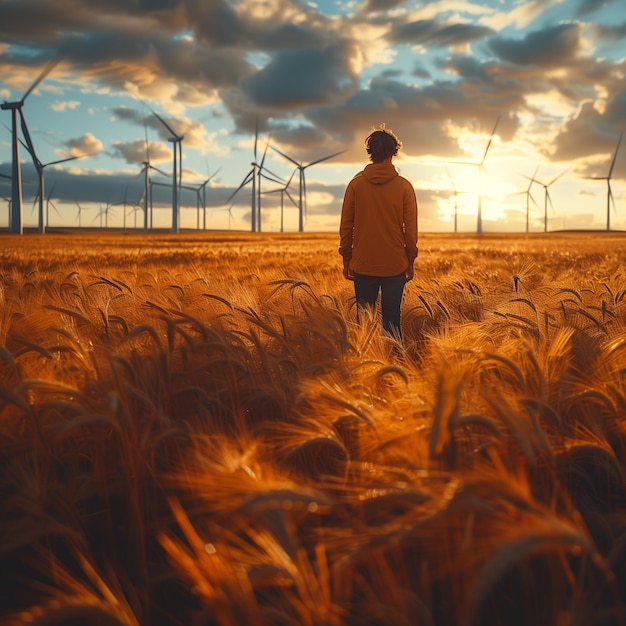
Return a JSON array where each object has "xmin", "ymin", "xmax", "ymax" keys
[
  {"xmin": 525, "ymin": 166, "xmax": 539, "ymax": 190},
  {"xmin": 285, "ymin": 189, "xmax": 298, "ymax": 208},
  {"xmin": 259, "ymin": 134, "xmax": 271, "ymax": 169},
  {"xmin": 225, "ymin": 169, "xmax": 254, "ymax": 204},
  {"xmin": 480, "ymin": 115, "xmax": 500, "ymax": 164},
  {"xmin": 529, "ymin": 192, "xmax": 539, "ymax": 209},
  {"xmin": 48, "ymin": 198, "xmax": 61, "ymax": 217},
  {"xmin": 305, "ymin": 150, "xmax": 345, "ymax": 168},
  {"xmin": 153, "ymin": 110, "xmax": 180, "ymax": 139},
  {"xmin": 47, "ymin": 180, "xmax": 57, "ymax": 199},
  {"xmin": 286, "ymin": 166, "xmax": 298, "ymax": 187},
  {"xmin": 259, "ymin": 164, "xmax": 284, "ymax": 181},
  {"xmin": 21, "ymin": 55, "xmax": 61, "ymax": 103},
  {"xmin": 144, "ymin": 122, "xmax": 150, "ymax": 161},
  {"xmin": 548, "ymin": 168, "xmax": 568, "ymax": 186},
  {"xmin": 271, "ymin": 145, "xmax": 300, "ymax": 167},
  {"xmin": 150, "ymin": 165, "xmax": 170, "ymax": 178},
  {"xmin": 259, "ymin": 171, "xmax": 284, "ymax": 186},
  {"xmin": 18, "ymin": 109, "xmax": 39, "ymax": 166},
  {"xmin": 608, "ymin": 131, "xmax": 623, "ymax": 178},
  {"xmin": 254, "ymin": 117, "xmax": 259, "ymax": 161},
  {"xmin": 136, "ymin": 94, "xmax": 179, "ymax": 138},
  {"xmin": 47, "ymin": 155, "xmax": 83, "ymax": 167}
]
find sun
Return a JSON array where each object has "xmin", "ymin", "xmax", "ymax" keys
[{"xmin": 446, "ymin": 165, "xmax": 516, "ymax": 222}]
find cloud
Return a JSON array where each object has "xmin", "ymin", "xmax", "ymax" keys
[
  {"xmin": 357, "ymin": 0, "xmax": 411, "ymax": 14},
  {"xmin": 576, "ymin": 0, "xmax": 616, "ymax": 16},
  {"xmin": 388, "ymin": 19, "xmax": 494, "ymax": 47},
  {"xmin": 589, "ymin": 21, "xmax": 626, "ymax": 42},
  {"xmin": 240, "ymin": 42, "xmax": 361, "ymax": 108},
  {"xmin": 111, "ymin": 139, "xmax": 172, "ymax": 164},
  {"xmin": 50, "ymin": 100, "xmax": 80, "ymax": 112},
  {"xmin": 63, "ymin": 132, "xmax": 104, "ymax": 157},
  {"xmin": 488, "ymin": 23, "xmax": 581, "ymax": 67},
  {"xmin": 550, "ymin": 90, "xmax": 626, "ymax": 169}
]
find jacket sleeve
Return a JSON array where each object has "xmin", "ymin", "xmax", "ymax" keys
[
  {"xmin": 338, "ymin": 181, "xmax": 355, "ymax": 262},
  {"xmin": 403, "ymin": 182, "xmax": 418, "ymax": 263}
]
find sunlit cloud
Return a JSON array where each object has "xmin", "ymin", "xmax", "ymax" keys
[
  {"xmin": 50, "ymin": 100, "xmax": 80, "ymax": 112},
  {"xmin": 62, "ymin": 132, "xmax": 104, "ymax": 157}
]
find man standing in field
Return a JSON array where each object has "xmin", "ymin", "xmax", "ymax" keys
[{"xmin": 339, "ymin": 124, "xmax": 418, "ymax": 341}]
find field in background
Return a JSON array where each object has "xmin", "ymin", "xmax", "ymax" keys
[{"xmin": 2, "ymin": 231, "xmax": 626, "ymax": 625}]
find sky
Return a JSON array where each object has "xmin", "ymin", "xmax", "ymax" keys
[{"xmin": 0, "ymin": 0, "xmax": 625, "ymax": 233}]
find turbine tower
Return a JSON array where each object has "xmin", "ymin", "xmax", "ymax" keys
[
  {"xmin": 1, "ymin": 57, "xmax": 60, "ymax": 234},
  {"xmin": 271, "ymin": 146, "xmax": 344, "ymax": 232},
  {"xmin": 454, "ymin": 116, "xmax": 500, "ymax": 234},
  {"xmin": 585, "ymin": 132, "xmax": 623, "ymax": 231}
]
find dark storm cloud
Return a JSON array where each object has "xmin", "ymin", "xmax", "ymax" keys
[
  {"xmin": 488, "ymin": 23, "xmax": 581, "ymax": 67},
  {"xmin": 240, "ymin": 43, "xmax": 360, "ymax": 108},
  {"xmin": 388, "ymin": 19, "xmax": 494, "ymax": 47}
]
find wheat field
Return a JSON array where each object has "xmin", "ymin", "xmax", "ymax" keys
[{"xmin": 1, "ymin": 230, "xmax": 626, "ymax": 626}]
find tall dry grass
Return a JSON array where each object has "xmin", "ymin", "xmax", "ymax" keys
[{"xmin": 1, "ymin": 231, "xmax": 626, "ymax": 625}]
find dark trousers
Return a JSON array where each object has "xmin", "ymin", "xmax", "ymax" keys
[{"xmin": 353, "ymin": 272, "xmax": 407, "ymax": 339}]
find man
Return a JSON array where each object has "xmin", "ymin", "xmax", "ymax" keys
[{"xmin": 339, "ymin": 124, "xmax": 418, "ymax": 341}]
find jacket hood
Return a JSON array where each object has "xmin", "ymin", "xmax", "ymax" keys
[{"xmin": 361, "ymin": 162, "xmax": 399, "ymax": 185}]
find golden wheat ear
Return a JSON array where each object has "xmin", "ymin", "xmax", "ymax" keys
[{"xmin": 8, "ymin": 600, "xmax": 133, "ymax": 626}]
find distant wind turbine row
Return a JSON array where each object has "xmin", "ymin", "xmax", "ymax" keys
[{"xmin": 1, "ymin": 57, "xmax": 623, "ymax": 235}]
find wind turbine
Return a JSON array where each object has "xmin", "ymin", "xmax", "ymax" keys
[
  {"xmin": 226, "ymin": 123, "xmax": 283, "ymax": 232},
  {"xmin": 182, "ymin": 168, "xmax": 220, "ymax": 230},
  {"xmin": 75, "ymin": 201, "xmax": 85, "ymax": 228},
  {"xmin": 112, "ymin": 185, "xmax": 132, "ymax": 230},
  {"xmin": 1, "ymin": 57, "xmax": 60, "ymax": 234},
  {"xmin": 44, "ymin": 181, "xmax": 61, "ymax": 228},
  {"xmin": 585, "ymin": 132, "xmax": 623, "ymax": 231},
  {"xmin": 526, "ymin": 169, "xmax": 568, "ymax": 233},
  {"xmin": 445, "ymin": 167, "xmax": 471, "ymax": 233},
  {"xmin": 19, "ymin": 126, "xmax": 86, "ymax": 234},
  {"xmin": 136, "ymin": 99, "xmax": 185, "ymax": 233},
  {"xmin": 261, "ymin": 168, "xmax": 299, "ymax": 232},
  {"xmin": 135, "ymin": 128, "xmax": 169, "ymax": 231},
  {"xmin": 271, "ymin": 145, "xmax": 345, "ymax": 232},
  {"xmin": 453, "ymin": 116, "xmax": 500, "ymax": 234},
  {"xmin": 197, "ymin": 168, "xmax": 220, "ymax": 230},
  {"xmin": 512, "ymin": 167, "xmax": 539, "ymax": 233}
]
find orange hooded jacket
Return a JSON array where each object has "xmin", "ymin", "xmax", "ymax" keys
[{"xmin": 339, "ymin": 162, "xmax": 418, "ymax": 276}]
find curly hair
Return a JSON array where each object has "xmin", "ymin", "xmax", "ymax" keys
[{"xmin": 365, "ymin": 123, "xmax": 402, "ymax": 162}]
